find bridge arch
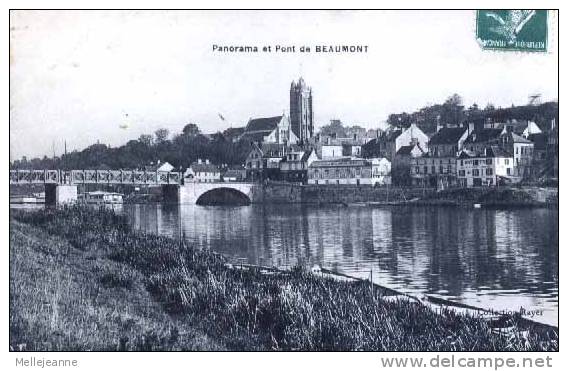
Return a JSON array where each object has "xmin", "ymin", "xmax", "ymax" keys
[{"xmin": 195, "ymin": 187, "xmax": 251, "ymax": 206}]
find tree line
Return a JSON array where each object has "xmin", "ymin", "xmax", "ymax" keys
[{"xmin": 10, "ymin": 123, "xmax": 251, "ymax": 171}]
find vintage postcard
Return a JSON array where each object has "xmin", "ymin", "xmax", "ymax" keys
[{"xmin": 8, "ymin": 9, "xmax": 558, "ymax": 360}]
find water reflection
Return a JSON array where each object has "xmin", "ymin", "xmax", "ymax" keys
[{"xmin": 123, "ymin": 203, "xmax": 558, "ymax": 325}]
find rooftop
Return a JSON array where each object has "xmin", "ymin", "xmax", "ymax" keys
[
  {"xmin": 463, "ymin": 129, "xmax": 502, "ymax": 144},
  {"xmin": 458, "ymin": 145, "xmax": 512, "ymax": 159},
  {"xmin": 245, "ymin": 116, "xmax": 283, "ymax": 132},
  {"xmin": 429, "ymin": 127, "xmax": 468, "ymax": 145}
]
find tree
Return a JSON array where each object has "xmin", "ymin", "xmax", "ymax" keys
[
  {"xmin": 444, "ymin": 93, "xmax": 463, "ymax": 107},
  {"xmin": 138, "ymin": 134, "xmax": 153, "ymax": 147},
  {"xmin": 182, "ymin": 123, "xmax": 201, "ymax": 137},
  {"xmin": 154, "ymin": 128, "xmax": 170, "ymax": 144}
]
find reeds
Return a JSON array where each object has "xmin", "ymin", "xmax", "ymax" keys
[{"xmin": 10, "ymin": 205, "xmax": 558, "ymax": 351}]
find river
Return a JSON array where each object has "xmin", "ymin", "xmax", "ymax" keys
[{"xmin": 122, "ymin": 203, "xmax": 558, "ymax": 326}]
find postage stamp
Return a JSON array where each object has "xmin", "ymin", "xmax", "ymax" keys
[{"xmin": 476, "ymin": 10, "xmax": 548, "ymax": 52}]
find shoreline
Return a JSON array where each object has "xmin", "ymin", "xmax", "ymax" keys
[{"xmin": 10, "ymin": 206, "xmax": 558, "ymax": 351}]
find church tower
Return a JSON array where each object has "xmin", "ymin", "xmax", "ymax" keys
[{"xmin": 289, "ymin": 78, "xmax": 314, "ymax": 144}]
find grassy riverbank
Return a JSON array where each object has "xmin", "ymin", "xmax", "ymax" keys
[{"xmin": 10, "ymin": 206, "xmax": 558, "ymax": 351}]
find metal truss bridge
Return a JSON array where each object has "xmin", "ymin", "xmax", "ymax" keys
[{"xmin": 9, "ymin": 169, "xmax": 183, "ymax": 185}]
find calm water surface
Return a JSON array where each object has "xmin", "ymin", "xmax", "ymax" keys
[{"xmin": 123, "ymin": 203, "xmax": 558, "ymax": 326}]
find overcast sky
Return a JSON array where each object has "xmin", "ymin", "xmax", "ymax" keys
[{"xmin": 10, "ymin": 10, "xmax": 558, "ymax": 159}]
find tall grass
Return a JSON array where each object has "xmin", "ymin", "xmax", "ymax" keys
[{"xmin": 10, "ymin": 205, "xmax": 558, "ymax": 351}]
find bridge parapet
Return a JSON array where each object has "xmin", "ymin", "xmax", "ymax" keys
[
  {"xmin": 10, "ymin": 169, "xmax": 182, "ymax": 185},
  {"xmin": 10, "ymin": 170, "xmax": 60, "ymax": 184}
]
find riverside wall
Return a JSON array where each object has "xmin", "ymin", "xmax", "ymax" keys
[
  {"xmin": 253, "ymin": 183, "xmax": 558, "ymax": 206},
  {"xmin": 254, "ymin": 183, "xmax": 437, "ymax": 204}
]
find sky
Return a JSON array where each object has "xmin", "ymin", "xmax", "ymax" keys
[{"xmin": 10, "ymin": 10, "xmax": 558, "ymax": 159}]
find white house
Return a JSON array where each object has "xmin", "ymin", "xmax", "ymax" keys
[
  {"xmin": 308, "ymin": 157, "xmax": 387, "ymax": 186},
  {"xmin": 370, "ymin": 157, "xmax": 392, "ymax": 185},
  {"xmin": 321, "ymin": 144, "xmax": 344, "ymax": 158},
  {"xmin": 145, "ymin": 161, "xmax": 175, "ymax": 173},
  {"xmin": 184, "ymin": 159, "xmax": 221, "ymax": 183},
  {"xmin": 456, "ymin": 146, "xmax": 514, "ymax": 187}
]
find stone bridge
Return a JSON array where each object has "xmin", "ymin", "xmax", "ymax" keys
[{"xmin": 177, "ymin": 182, "xmax": 256, "ymax": 204}]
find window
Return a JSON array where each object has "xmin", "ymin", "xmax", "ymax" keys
[
  {"xmin": 486, "ymin": 168, "xmax": 493, "ymax": 176},
  {"xmin": 507, "ymin": 168, "xmax": 512, "ymax": 175},
  {"xmin": 473, "ymin": 160, "xmax": 479, "ymax": 166},
  {"xmin": 486, "ymin": 159, "xmax": 492, "ymax": 165},
  {"xmin": 472, "ymin": 169, "xmax": 480, "ymax": 176},
  {"xmin": 516, "ymin": 147, "xmax": 519, "ymax": 154},
  {"xmin": 431, "ymin": 166, "xmax": 436, "ymax": 174},
  {"xmin": 415, "ymin": 166, "xmax": 420, "ymax": 174},
  {"xmin": 505, "ymin": 159, "xmax": 510, "ymax": 165},
  {"xmin": 424, "ymin": 166, "xmax": 428, "ymax": 174},
  {"xmin": 458, "ymin": 170, "xmax": 465, "ymax": 177}
]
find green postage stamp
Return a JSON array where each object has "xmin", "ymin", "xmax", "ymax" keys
[{"xmin": 476, "ymin": 10, "xmax": 548, "ymax": 52}]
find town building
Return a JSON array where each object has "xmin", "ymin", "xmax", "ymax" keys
[
  {"xmin": 240, "ymin": 114, "xmax": 298, "ymax": 145},
  {"xmin": 456, "ymin": 146, "xmax": 514, "ymax": 187},
  {"xmin": 320, "ymin": 144, "xmax": 344, "ymax": 159},
  {"xmin": 410, "ymin": 154, "xmax": 458, "ymax": 188},
  {"xmin": 316, "ymin": 134, "xmax": 367, "ymax": 159},
  {"xmin": 548, "ymin": 119, "xmax": 559, "ymax": 178},
  {"xmin": 290, "ymin": 78, "xmax": 314, "ymax": 144},
  {"xmin": 429, "ymin": 126, "xmax": 470, "ymax": 157},
  {"xmin": 393, "ymin": 143, "xmax": 426, "ymax": 185},
  {"xmin": 494, "ymin": 119, "xmax": 542, "ymax": 138},
  {"xmin": 499, "ymin": 132, "xmax": 534, "ymax": 178},
  {"xmin": 222, "ymin": 165, "xmax": 247, "ymax": 182},
  {"xmin": 307, "ymin": 157, "xmax": 391, "ymax": 186},
  {"xmin": 408, "ymin": 126, "xmax": 469, "ymax": 187},
  {"xmin": 244, "ymin": 143, "xmax": 299, "ymax": 181},
  {"xmin": 184, "ymin": 159, "xmax": 221, "ymax": 183},
  {"xmin": 279, "ymin": 148, "xmax": 318, "ymax": 183},
  {"xmin": 370, "ymin": 157, "xmax": 392, "ymax": 185},
  {"xmin": 145, "ymin": 161, "xmax": 175, "ymax": 173},
  {"xmin": 361, "ymin": 123, "xmax": 428, "ymax": 162},
  {"xmin": 462, "ymin": 128, "xmax": 502, "ymax": 153},
  {"xmin": 528, "ymin": 133, "xmax": 549, "ymax": 179}
]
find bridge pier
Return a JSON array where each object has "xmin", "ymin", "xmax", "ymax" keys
[
  {"xmin": 162, "ymin": 184, "xmax": 180, "ymax": 203},
  {"xmin": 45, "ymin": 184, "xmax": 78, "ymax": 206}
]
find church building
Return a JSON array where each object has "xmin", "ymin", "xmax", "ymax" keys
[{"xmin": 290, "ymin": 78, "xmax": 314, "ymax": 144}]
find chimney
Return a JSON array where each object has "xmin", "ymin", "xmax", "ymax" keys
[
  {"xmin": 205, "ymin": 159, "xmax": 210, "ymax": 164},
  {"xmin": 198, "ymin": 159, "xmax": 202, "ymax": 164},
  {"xmin": 468, "ymin": 122, "xmax": 475, "ymax": 135}
]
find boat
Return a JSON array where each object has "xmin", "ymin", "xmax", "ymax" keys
[
  {"xmin": 10, "ymin": 196, "xmax": 43, "ymax": 204},
  {"xmin": 10, "ymin": 191, "xmax": 45, "ymax": 204},
  {"xmin": 83, "ymin": 191, "xmax": 124, "ymax": 204}
]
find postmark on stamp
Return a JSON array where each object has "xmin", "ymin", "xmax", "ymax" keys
[{"xmin": 476, "ymin": 10, "xmax": 548, "ymax": 52}]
